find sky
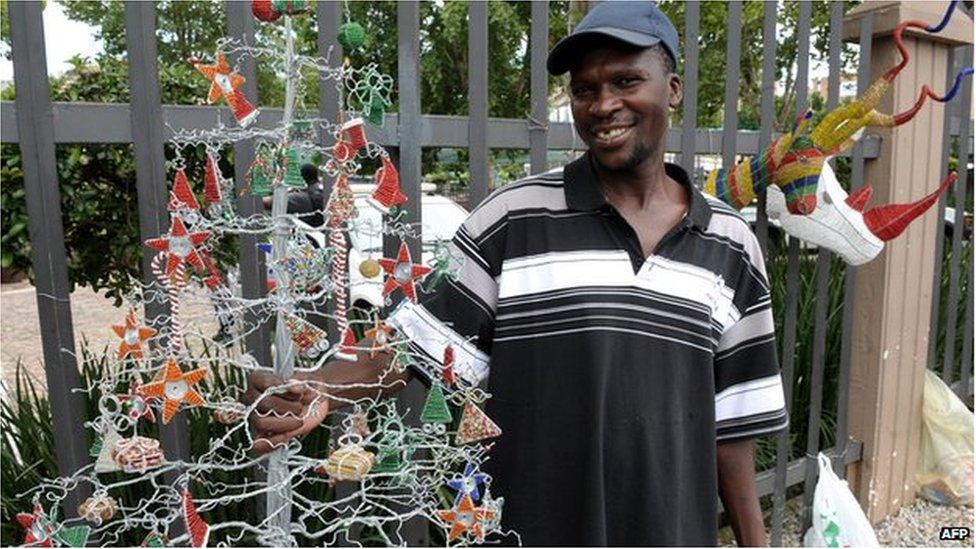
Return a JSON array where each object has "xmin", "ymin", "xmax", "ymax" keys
[{"xmin": 0, "ymin": 2, "xmax": 103, "ymax": 81}]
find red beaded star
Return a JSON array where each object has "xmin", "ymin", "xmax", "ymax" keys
[
  {"xmin": 145, "ymin": 216, "xmax": 210, "ymax": 276},
  {"xmin": 193, "ymin": 52, "xmax": 258, "ymax": 126},
  {"xmin": 378, "ymin": 242, "xmax": 431, "ymax": 303},
  {"xmin": 16, "ymin": 503, "xmax": 53, "ymax": 547}
]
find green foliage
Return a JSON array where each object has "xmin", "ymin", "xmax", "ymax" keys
[
  {"xmin": 659, "ymin": 0, "xmax": 858, "ymax": 130},
  {"xmin": 931, "ymin": 237, "xmax": 973, "ymax": 384}
]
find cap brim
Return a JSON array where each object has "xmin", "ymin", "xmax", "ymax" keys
[{"xmin": 547, "ymin": 28, "xmax": 662, "ymax": 76}]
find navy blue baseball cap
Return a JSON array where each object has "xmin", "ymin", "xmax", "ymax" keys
[{"xmin": 547, "ymin": 1, "xmax": 679, "ymax": 76}]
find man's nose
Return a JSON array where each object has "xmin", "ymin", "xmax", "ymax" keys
[{"xmin": 588, "ymin": 86, "xmax": 622, "ymax": 117}]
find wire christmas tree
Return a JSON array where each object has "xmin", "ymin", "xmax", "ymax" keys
[{"xmin": 16, "ymin": 3, "xmax": 514, "ymax": 546}]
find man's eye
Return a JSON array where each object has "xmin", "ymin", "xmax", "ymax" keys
[
  {"xmin": 571, "ymin": 87, "xmax": 593, "ymax": 98},
  {"xmin": 616, "ymin": 77, "xmax": 638, "ymax": 87}
]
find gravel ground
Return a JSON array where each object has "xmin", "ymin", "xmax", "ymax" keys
[
  {"xmin": 720, "ymin": 496, "xmax": 973, "ymax": 547},
  {"xmin": 875, "ymin": 498, "xmax": 974, "ymax": 547},
  {"xmin": 1, "ymin": 280, "xmax": 218, "ymax": 392}
]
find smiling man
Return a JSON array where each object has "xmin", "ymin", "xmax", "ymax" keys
[{"xmin": 245, "ymin": 1, "xmax": 787, "ymax": 546}]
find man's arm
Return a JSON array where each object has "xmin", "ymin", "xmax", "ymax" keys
[
  {"xmin": 242, "ymin": 339, "xmax": 412, "ymax": 454},
  {"xmin": 717, "ymin": 438, "xmax": 767, "ymax": 547}
]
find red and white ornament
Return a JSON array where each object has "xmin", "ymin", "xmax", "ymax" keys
[
  {"xmin": 203, "ymin": 153, "xmax": 223, "ymax": 205},
  {"xmin": 194, "ymin": 52, "xmax": 259, "ymax": 127},
  {"xmin": 145, "ymin": 215, "xmax": 210, "ymax": 276},
  {"xmin": 182, "ymin": 489, "xmax": 211, "ymax": 548},
  {"xmin": 168, "ymin": 169, "xmax": 200, "ymax": 211},
  {"xmin": 378, "ymin": 242, "xmax": 432, "ymax": 303},
  {"xmin": 332, "ymin": 118, "xmax": 368, "ymax": 163},
  {"xmin": 368, "ymin": 154, "xmax": 407, "ymax": 213}
]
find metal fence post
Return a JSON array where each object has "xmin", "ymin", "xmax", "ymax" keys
[
  {"xmin": 394, "ymin": 2, "xmax": 429, "ymax": 545},
  {"xmin": 226, "ymin": 1, "xmax": 273, "ymax": 367},
  {"xmin": 801, "ymin": 1, "xmax": 844, "ymax": 530},
  {"xmin": 468, "ymin": 1, "xmax": 490, "ymax": 203},
  {"xmin": 679, "ymin": 1, "xmax": 700, "ymax": 180},
  {"xmin": 774, "ymin": 0, "xmax": 811, "ymax": 537},
  {"xmin": 123, "ymin": 0, "xmax": 192, "ymax": 472},
  {"xmin": 7, "ymin": 0, "xmax": 91, "ymax": 517},
  {"xmin": 529, "ymin": 0, "xmax": 549, "ymax": 175}
]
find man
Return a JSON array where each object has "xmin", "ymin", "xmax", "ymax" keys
[
  {"xmin": 245, "ymin": 2, "xmax": 787, "ymax": 545},
  {"xmin": 263, "ymin": 162, "xmax": 326, "ymax": 229}
]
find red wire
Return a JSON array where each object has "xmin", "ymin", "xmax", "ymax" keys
[{"xmin": 883, "ymin": 20, "xmax": 927, "ymax": 81}]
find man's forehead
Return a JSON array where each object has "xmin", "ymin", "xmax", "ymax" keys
[{"xmin": 569, "ymin": 46, "xmax": 658, "ymax": 80}]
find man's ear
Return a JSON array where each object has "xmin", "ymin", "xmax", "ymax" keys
[{"xmin": 668, "ymin": 73, "xmax": 683, "ymax": 109}]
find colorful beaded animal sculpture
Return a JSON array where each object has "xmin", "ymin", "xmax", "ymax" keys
[{"xmin": 704, "ymin": 0, "xmax": 972, "ymax": 265}]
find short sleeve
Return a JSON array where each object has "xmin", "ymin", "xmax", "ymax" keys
[
  {"xmin": 713, "ymin": 232, "xmax": 789, "ymax": 441},
  {"xmin": 387, "ymin": 209, "xmax": 505, "ymax": 389}
]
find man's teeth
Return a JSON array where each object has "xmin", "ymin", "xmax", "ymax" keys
[{"xmin": 596, "ymin": 127, "xmax": 628, "ymax": 140}]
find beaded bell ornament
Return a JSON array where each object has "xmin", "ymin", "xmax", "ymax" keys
[{"xmin": 704, "ymin": 1, "xmax": 972, "ymax": 265}]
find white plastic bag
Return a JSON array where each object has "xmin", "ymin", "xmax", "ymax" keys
[
  {"xmin": 918, "ymin": 369, "xmax": 974, "ymax": 506},
  {"xmin": 803, "ymin": 453, "xmax": 879, "ymax": 547}
]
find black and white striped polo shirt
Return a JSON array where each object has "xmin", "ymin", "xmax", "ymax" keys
[{"xmin": 390, "ymin": 153, "xmax": 788, "ymax": 546}]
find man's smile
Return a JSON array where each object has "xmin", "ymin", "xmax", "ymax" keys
[{"xmin": 590, "ymin": 124, "xmax": 635, "ymax": 147}]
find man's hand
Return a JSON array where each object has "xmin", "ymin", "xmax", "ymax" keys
[{"xmin": 243, "ymin": 370, "xmax": 330, "ymax": 454}]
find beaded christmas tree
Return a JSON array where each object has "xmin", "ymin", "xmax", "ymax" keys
[{"xmin": 16, "ymin": 3, "xmax": 513, "ymax": 547}]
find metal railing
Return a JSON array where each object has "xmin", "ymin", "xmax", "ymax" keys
[{"xmin": 1, "ymin": 1, "xmax": 972, "ymax": 544}]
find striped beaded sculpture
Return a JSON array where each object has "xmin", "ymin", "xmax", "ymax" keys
[{"xmin": 704, "ymin": 0, "xmax": 972, "ymax": 265}]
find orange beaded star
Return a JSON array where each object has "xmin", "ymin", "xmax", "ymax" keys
[
  {"xmin": 138, "ymin": 358, "xmax": 207, "ymax": 424},
  {"xmin": 436, "ymin": 494, "xmax": 495, "ymax": 542},
  {"xmin": 364, "ymin": 316, "xmax": 394, "ymax": 358},
  {"xmin": 193, "ymin": 52, "xmax": 258, "ymax": 126},
  {"xmin": 112, "ymin": 310, "xmax": 157, "ymax": 360}
]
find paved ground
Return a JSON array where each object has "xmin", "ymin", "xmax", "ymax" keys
[{"xmin": 1, "ymin": 280, "xmax": 218, "ymax": 391}]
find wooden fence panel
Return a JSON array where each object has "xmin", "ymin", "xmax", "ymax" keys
[{"xmin": 226, "ymin": 1, "xmax": 273, "ymax": 366}]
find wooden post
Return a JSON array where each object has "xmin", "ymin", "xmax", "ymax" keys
[{"xmin": 841, "ymin": 0, "xmax": 973, "ymax": 523}]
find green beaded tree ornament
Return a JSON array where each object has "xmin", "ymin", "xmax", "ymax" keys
[{"xmin": 420, "ymin": 382, "xmax": 453, "ymax": 424}]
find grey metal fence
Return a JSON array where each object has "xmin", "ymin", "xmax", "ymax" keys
[{"xmin": 1, "ymin": 1, "xmax": 972, "ymax": 543}]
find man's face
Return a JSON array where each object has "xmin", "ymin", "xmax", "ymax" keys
[{"xmin": 569, "ymin": 46, "xmax": 682, "ymax": 173}]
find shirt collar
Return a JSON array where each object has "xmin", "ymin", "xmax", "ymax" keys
[{"xmin": 563, "ymin": 153, "xmax": 712, "ymax": 229}]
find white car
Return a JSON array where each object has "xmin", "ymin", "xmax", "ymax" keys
[
  {"xmin": 346, "ymin": 184, "xmax": 469, "ymax": 308},
  {"xmin": 270, "ymin": 183, "xmax": 467, "ymax": 308}
]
